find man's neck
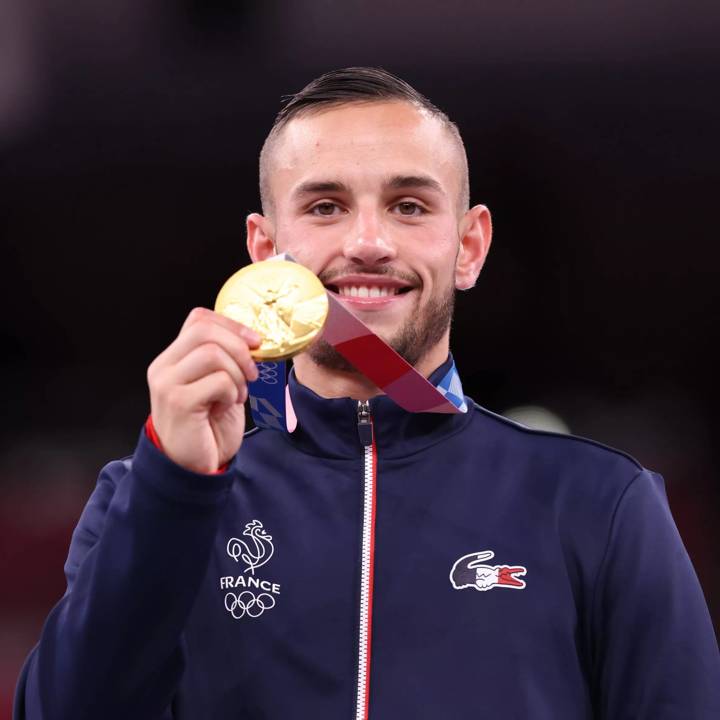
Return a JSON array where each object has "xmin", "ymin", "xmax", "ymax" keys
[{"xmin": 292, "ymin": 341, "xmax": 450, "ymax": 401}]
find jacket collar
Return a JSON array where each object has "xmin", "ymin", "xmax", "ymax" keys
[{"xmin": 282, "ymin": 355, "xmax": 474, "ymax": 460}]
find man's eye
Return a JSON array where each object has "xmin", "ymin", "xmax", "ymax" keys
[
  {"xmin": 394, "ymin": 201, "xmax": 425, "ymax": 216},
  {"xmin": 310, "ymin": 202, "xmax": 339, "ymax": 216}
]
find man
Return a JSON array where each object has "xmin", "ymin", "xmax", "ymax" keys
[{"xmin": 14, "ymin": 67, "xmax": 720, "ymax": 719}]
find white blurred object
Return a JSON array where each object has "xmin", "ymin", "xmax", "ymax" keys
[{"xmin": 503, "ymin": 405, "xmax": 570, "ymax": 434}]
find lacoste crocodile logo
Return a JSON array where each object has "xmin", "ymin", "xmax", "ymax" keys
[{"xmin": 450, "ymin": 551, "xmax": 527, "ymax": 592}]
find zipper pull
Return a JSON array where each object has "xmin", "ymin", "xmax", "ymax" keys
[{"xmin": 357, "ymin": 400, "xmax": 373, "ymax": 447}]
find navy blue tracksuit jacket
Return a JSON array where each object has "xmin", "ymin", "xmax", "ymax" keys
[{"xmin": 14, "ymin": 359, "xmax": 720, "ymax": 718}]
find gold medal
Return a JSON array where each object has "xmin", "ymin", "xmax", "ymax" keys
[{"xmin": 214, "ymin": 259, "xmax": 329, "ymax": 360}]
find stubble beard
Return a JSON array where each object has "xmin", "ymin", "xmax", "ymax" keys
[{"xmin": 306, "ymin": 283, "xmax": 456, "ymax": 373}]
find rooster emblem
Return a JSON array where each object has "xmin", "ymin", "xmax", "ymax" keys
[
  {"xmin": 450, "ymin": 551, "xmax": 527, "ymax": 592},
  {"xmin": 227, "ymin": 520, "xmax": 275, "ymax": 574}
]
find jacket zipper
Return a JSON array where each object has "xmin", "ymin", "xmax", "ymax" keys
[{"xmin": 355, "ymin": 400, "xmax": 376, "ymax": 720}]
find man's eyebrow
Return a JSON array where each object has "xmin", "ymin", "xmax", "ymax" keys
[
  {"xmin": 292, "ymin": 180, "xmax": 350, "ymax": 198},
  {"xmin": 290, "ymin": 176, "xmax": 445, "ymax": 201},
  {"xmin": 386, "ymin": 175, "xmax": 444, "ymax": 194}
]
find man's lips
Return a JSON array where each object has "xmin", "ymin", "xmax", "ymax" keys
[
  {"xmin": 324, "ymin": 275, "xmax": 413, "ymax": 298},
  {"xmin": 323, "ymin": 274, "xmax": 416, "ymax": 304}
]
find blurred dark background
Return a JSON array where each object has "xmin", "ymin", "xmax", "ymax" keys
[{"xmin": 1, "ymin": 1, "xmax": 719, "ymax": 715}]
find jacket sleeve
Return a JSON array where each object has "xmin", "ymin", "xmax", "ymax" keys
[
  {"xmin": 14, "ymin": 427, "xmax": 235, "ymax": 720},
  {"xmin": 591, "ymin": 469, "xmax": 720, "ymax": 718}
]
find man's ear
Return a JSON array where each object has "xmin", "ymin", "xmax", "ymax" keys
[
  {"xmin": 246, "ymin": 213, "xmax": 276, "ymax": 262},
  {"xmin": 455, "ymin": 204, "xmax": 492, "ymax": 290}
]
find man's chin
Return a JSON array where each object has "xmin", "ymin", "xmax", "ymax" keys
[
  {"xmin": 303, "ymin": 285, "xmax": 454, "ymax": 375},
  {"xmin": 305, "ymin": 340, "xmax": 360, "ymax": 374},
  {"xmin": 304, "ymin": 332, "xmax": 427, "ymax": 374}
]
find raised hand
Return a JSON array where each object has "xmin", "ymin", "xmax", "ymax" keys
[{"xmin": 147, "ymin": 307, "xmax": 261, "ymax": 474}]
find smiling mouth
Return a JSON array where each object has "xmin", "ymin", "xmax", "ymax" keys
[{"xmin": 325, "ymin": 284, "xmax": 414, "ymax": 298}]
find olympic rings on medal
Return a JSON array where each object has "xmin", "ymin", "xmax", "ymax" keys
[
  {"xmin": 224, "ymin": 591, "xmax": 276, "ymax": 619},
  {"xmin": 257, "ymin": 362, "xmax": 279, "ymax": 385}
]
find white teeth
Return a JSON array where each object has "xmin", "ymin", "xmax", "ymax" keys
[{"xmin": 337, "ymin": 285, "xmax": 401, "ymax": 297}]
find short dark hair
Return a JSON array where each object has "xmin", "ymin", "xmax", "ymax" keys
[{"xmin": 259, "ymin": 67, "xmax": 469, "ymax": 215}]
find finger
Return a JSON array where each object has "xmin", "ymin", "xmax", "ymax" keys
[
  {"xmin": 168, "ymin": 342, "xmax": 247, "ymax": 393},
  {"xmin": 182, "ymin": 307, "xmax": 261, "ymax": 345},
  {"xmin": 182, "ymin": 369, "xmax": 241, "ymax": 409},
  {"xmin": 159, "ymin": 317, "xmax": 260, "ymax": 379}
]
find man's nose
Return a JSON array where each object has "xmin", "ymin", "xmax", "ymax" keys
[{"xmin": 343, "ymin": 212, "xmax": 397, "ymax": 266}]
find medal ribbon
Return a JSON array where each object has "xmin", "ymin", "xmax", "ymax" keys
[{"xmin": 247, "ymin": 254, "xmax": 467, "ymax": 432}]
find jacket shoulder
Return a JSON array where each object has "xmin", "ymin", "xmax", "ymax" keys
[{"xmin": 467, "ymin": 401, "xmax": 647, "ymax": 485}]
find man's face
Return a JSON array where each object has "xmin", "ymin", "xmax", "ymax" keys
[{"xmin": 260, "ymin": 101, "xmax": 469, "ymax": 370}]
